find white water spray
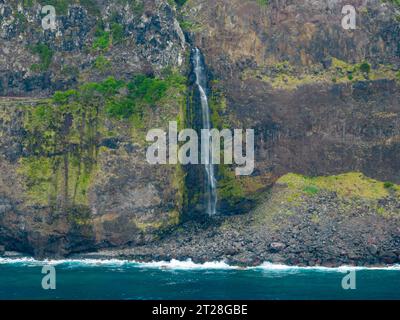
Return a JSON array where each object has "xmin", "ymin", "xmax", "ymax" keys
[{"xmin": 192, "ymin": 48, "xmax": 217, "ymax": 215}]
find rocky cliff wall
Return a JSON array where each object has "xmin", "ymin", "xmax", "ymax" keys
[
  {"xmin": 0, "ymin": 0, "xmax": 188, "ymax": 257},
  {"xmin": 0, "ymin": 0, "xmax": 186, "ymax": 96},
  {"xmin": 0, "ymin": 0, "xmax": 399, "ymax": 263},
  {"xmin": 182, "ymin": 0, "xmax": 400, "ymax": 211}
]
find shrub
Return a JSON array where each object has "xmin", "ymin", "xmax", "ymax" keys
[
  {"xmin": 127, "ymin": 75, "xmax": 168, "ymax": 105},
  {"xmin": 388, "ymin": 0, "xmax": 400, "ymax": 7},
  {"xmin": 111, "ymin": 23, "xmax": 125, "ymax": 44},
  {"xmin": 384, "ymin": 182, "xmax": 395, "ymax": 189},
  {"xmin": 38, "ymin": 0, "xmax": 69, "ymax": 15},
  {"xmin": 174, "ymin": 0, "xmax": 188, "ymax": 6},
  {"xmin": 92, "ymin": 29, "xmax": 110, "ymax": 51},
  {"xmin": 359, "ymin": 62, "xmax": 371, "ymax": 74},
  {"xmin": 93, "ymin": 55, "xmax": 111, "ymax": 72},
  {"xmin": 96, "ymin": 76, "xmax": 125, "ymax": 95},
  {"xmin": 256, "ymin": 0, "xmax": 269, "ymax": 6},
  {"xmin": 303, "ymin": 185, "xmax": 319, "ymax": 195},
  {"xmin": 30, "ymin": 44, "xmax": 53, "ymax": 71},
  {"xmin": 80, "ymin": 0, "xmax": 101, "ymax": 16},
  {"xmin": 106, "ymin": 98, "xmax": 136, "ymax": 119}
]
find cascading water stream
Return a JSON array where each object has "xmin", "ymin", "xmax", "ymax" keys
[{"xmin": 192, "ymin": 48, "xmax": 217, "ymax": 216}]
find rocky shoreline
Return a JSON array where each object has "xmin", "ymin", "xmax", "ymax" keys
[
  {"xmin": 0, "ymin": 0, "xmax": 399, "ymax": 268},
  {"xmin": 2, "ymin": 213, "xmax": 399, "ymax": 268},
  {"xmin": 68, "ymin": 175, "xmax": 400, "ymax": 268},
  {"xmin": 2, "ymin": 174, "xmax": 400, "ymax": 268},
  {"xmin": 68, "ymin": 213, "xmax": 400, "ymax": 268}
]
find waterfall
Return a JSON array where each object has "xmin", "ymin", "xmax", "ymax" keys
[{"xmin": 192, "ymin": 48, "xmax": 218, "ymax": 216}]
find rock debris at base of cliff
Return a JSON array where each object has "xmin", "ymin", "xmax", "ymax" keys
[{"xmin": 0, "ymin": 0, "xmax": 399, "ymax": 266}]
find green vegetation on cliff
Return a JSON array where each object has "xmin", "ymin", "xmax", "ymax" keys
[
  {"xmin": 34, "ymin": 0, "xmax": 100, "ymax": 15},
  {"xmin": 30, "ymin": 44, "xmax": 53, "ymax": 72},
  {"xmin": 253, "ymin": 172, "xmax": 400, "ymax": 228},
  {"xmin": 242, "ymin": 58, "xmax": 398, "ymax": 90},
  {"xmin": 92, "ymin": 25, "xmax": 111, "ymax": 52},
  {"xmin": 256, "ymin": 0, "xmax": 269, "ymax": 6},
  {"xmin": 277, "ymin": 172, "xmax": 400, "ymax": 200},
  {"xmin": 18, "ymin": 71, "xmax": 187, "ymax": 212},
  {"xmin": 386, "ymin": 0, "xmax": 400, "ymax": 7},
  {"xmin": 173, "ymin": 0, "xmax": 188, "ymax": 6}
]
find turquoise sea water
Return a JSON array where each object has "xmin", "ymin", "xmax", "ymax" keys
[{"xmin": 0, "ymin": 258, "xmax": 399, "ymax": 300}]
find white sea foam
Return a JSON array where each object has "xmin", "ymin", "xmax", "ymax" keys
[
  {"xmin": 137, "ymin": 259, "xmax": 239, "ymax": 270},
  {"xmin": 0, "ymin": 257, "xmax": 399, "ymax": 271},
  {"xmin": 0, "ymin": 257, "xmax": 39, "ymax": 265},
  {"xmin": 0, "ymin": 257, "xmax": 131, "ymax": 267},
  {"xmin": 255, "ymin": 262, "xmax": 400, "ymax": 272}
]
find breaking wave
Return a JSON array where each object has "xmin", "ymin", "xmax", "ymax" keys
[{"xmin": 0, "ymin": 257, "xmax": 399, "ymax": 271}]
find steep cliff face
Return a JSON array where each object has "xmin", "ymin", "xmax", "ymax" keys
[
  {"xmin": 0, "ymin": 0, "xmax": 399, "ymax": 264},
  {"xmin": 183, "ymin": 0, "xmax": 399, "ymax": 70},
  {"xmin": 0, "ymin": 85, "xmax": 186, "ymax": 257},
  {"xmin": 0, "ymin": 0, "xmax": 186, "ymax": 96},
  {"xmin": 0, "ymin": 0, "xmax": 188, "ymax": 257},
  {"xmin": 181, "ymin": 0, "xmax": 400, "ymax": 210}
]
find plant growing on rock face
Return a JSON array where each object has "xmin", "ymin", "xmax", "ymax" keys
[
  {"xmin": 14, "ymin": 12, "xmax": 28, "ymax": 33},
  {"xmin": 30, "ymin": 43, "xmax": 53, "ymax": 72},
  {"xmin": 384, "ymin": 182, "xmax": 395, "ymax": 190},
  {"xmin": 22, "ymin": 90, "xmax": 78, "ymax": 207},
  {"xmin": 21, "ymin": 84, "xmax": 106, "ymax": 208},
  {"xmin": 173, "ymin": 0, "xmax": 188, "ymax": 6},
  {"xmin": 359, "ymin": 61, "xmax": 371, "ymax": 74},
  {"xmin": 92, "ymin": 26, "xmax": 111, "ymax": 52},
  {"xmin": 93, "ymin": 55, "xmax": 111, "ymax": 73},
  {"xmin": 20, "ymin": 72, "xmax": 187, "ymax": 209},
  {"xmin": 217, "ymin": 165, "xmax": 245, "ymax": 205},
  {"xmin": 79, "ymin": 0, "xmax": 101, "ymax": 16},
  {"xmin": 37, "ymin": 0, "xmax": 69, "ymax": 15},
  {"xmin": 256, "ymin": 0, "xmax": 269, "ymax": 6},
  {"xmin": 303, "ymin": 185, "xmax": 319, "ymax": 195},
  {"xmin": 111, "ymin": 23, "xmax": 125, "ymax": 44},
  {"xmin": 386, "ymin": 0, "xmax": 400, "ymax": 7},
  {"xmin": 36, "ymin": 0, "xmax": 101, "ymax": 16}
]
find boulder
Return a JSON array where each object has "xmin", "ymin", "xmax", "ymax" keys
[{"xmin": 269, "ymin": 242, "xmax": 286, "ymax": 253}]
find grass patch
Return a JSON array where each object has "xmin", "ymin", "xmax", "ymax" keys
[
  {"xmin": 242, "ymin": 58, "xmax": 397, "ymax": 90},
  {"xmin": 303, "ymin": 185, "xmax": 319, "ymax": 195},
  {"xmin": 278, "ymin": 172, "xmax": 400, "ymax": 200}
]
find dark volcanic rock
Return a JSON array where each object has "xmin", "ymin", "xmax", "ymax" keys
[
  {"xmin": 269, "ymin": 242, "xmax": 286, "ymax": 253},
  {"xmin": 72, "ymin": 188, "xmax": 400, "ymax": 267},
  {"xmin": 0, "ymin": 0, "xmax": 186, "ymax": 96},
  {"xmin": 0, "ymin": 0, "xmax": 399, "ymax": 266}
]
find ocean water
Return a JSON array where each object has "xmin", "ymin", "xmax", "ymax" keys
[{"xmin": 0, "ymin": 258, "xmax": 399, "ymax": 300}]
